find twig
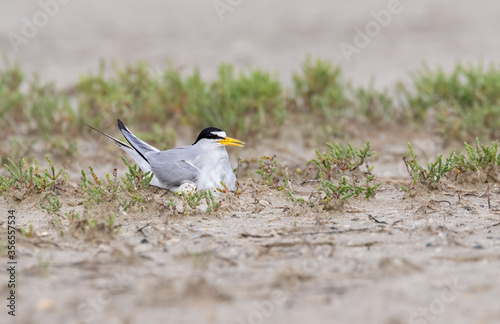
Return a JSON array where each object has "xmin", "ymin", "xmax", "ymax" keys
[
  {"xmin": 240, "ymin": 232, "xmax": 275, "ymax": 239},
  {"xmin": 483, "ymin": 222, "xmax": 500, "ymax": 229},
  {"xmin": 368, "ymin": 214, "xmax": 388, "ymax": 225},
  {"xmin": 137, "ymin": 223, "xmax": 150, "ymax": 243},
  {"xmin": 300, "ymin": 179, "xmax": 321, "ymax": 185},
  {"xmin": 290, "ymin": 227, "xmax": 370, "ymax": 236},
  {"xmin": 433, "ymin": 200, "xmax": 452, "ymax": 208}
]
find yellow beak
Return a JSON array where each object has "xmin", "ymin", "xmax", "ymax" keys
[{"xmin": 218, "ymin": 136, "xmax": 245, "ymax": 147}]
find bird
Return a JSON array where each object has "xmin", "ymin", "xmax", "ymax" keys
[{"xmin": 87, "ymin": 120, "xmax": 244, "ymax": 192}]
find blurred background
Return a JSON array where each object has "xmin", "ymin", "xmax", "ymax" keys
[
  {"xmin": 2, "ymin": 0, "xmax": 499, "ymax": 88},
  {"xmin": 1, "ymin": 0, "xmax": 500, "ymax": 174}
]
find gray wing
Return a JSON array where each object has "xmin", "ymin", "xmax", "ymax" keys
[{"xmin": 145, "ymin": 146, "xmax": 200, "ymax": 187}]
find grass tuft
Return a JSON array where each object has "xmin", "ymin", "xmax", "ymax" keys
[
  {"xmin": 1, "ymin": 155, "xmax": 63, "ymax": 193},
  {"xmin": 309, "ymin": 142, "xmax": 374, "ymax": 180}
]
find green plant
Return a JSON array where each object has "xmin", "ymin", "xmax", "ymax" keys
[
  {"xmin": 166, "ymin": 198, "xmax": 176, "ymax": 209},
  {"xmin": 2, "ymin": 156, "xmax": 63, "ymax": 192},
  {"xmin": 354, "ymin": 79, "xmax": 395, "ymax": 122},
  {"xmin": 287, "ymin": 191, "xmax": 312, "ymax": 206},
  {"xmin": 404, "ymin": 142, "xmax": 458, "ymax": 186},
  {"xmin": 183, "ymin": 190, "xmax": 220, "ymax": 213},
  {"xmin": 118, "ymin": 157, "xmax": 153, "ymax": 211},
  {"xmin": 65, "ymin": 211, "xmax": 81, "ymax": 223},
  {"xmin": 255, "ymin": 156, "xmax": 289, "ymax": 190},
  {"xmin": 0, "ymin": 59, "xmax": 79, "ymax": 158},
  {"xmin": 310, "ymin": 142, "xmax": 374, "ymax": 180},
  {"xmin": 40, "ymin": 193, "xmax": 62, "ymax": 215},
  {"xmin": 120, "ymin": 156, "xmax": 153, "ymax": 192},
  {"xmin": 80, "ymin": 167, "xmax": 107, "ymax": 205},
  {"xmin": 454, "ymin": 138, "xmax": 500, "ymax": 172},
  {"xmin": 105, "ymin": 213, "xmax": 119, "ymax": 234},
  {"xmin": 185, "ymin": 64, "xmax": 286, "ymax": 138},
  {"xmin": 80, "ymin": 158, "xmax": 153, "ymax": 211},
  {"xmin": 404, "ymin": 143, "xmax": 455, "ymax": 186},
  {"xmin": 398, "ymin": 62, "xmax": 500, "ymax": 139},
  {"xmin": 293, "ymin": 57, "xmax": 350, "ymax": 117},
  {"xmin": 0, "ymin": 174, "xmax": 13, "ymax": 194},
  {"xmin": 403, "ymin": 138, "xmax": 500, "ymax": 187},
  {"xmin": 19, "ymin": 223, "xmax": 35, "ymax": 238},
  {"xmin": 321, "ymin": 175, "xmax": 381, "ymax": 201},
  {"xmin": 287, "ymin": 174, "xmax": 380, "ymax": 208},
  {"xmin": 72, "ymin": 214, "xmax": 99, "ymax": 233}
]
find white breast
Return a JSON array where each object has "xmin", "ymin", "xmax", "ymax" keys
[{"xmin": 194, "ymin": 146, "xmax": 236, "ymax": 191}]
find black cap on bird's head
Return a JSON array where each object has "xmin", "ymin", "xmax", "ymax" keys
[
  {"xmin": 193, "ymin": 127, "xmax": 245, "ymax": 147},
  {"xmin": 193, "ymin": 127, "xmax": 224, "ymax": 143}
]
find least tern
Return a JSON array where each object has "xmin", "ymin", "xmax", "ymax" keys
[{"xmin": 88, "ymin": 120, "xmax": 244, "ymax": 192}]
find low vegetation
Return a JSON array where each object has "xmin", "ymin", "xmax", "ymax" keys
[
  {"xmin": 397, "ymin": 62, "xmax": 500, "ymax": 139},
  {"xmin": 404, "ymin": 138, "xmax": 500, "ymax": 188},
  {"xmin": 0, "ymin": 156, "xmax": 63, "ymax": 193},
  {"xmin": 80, "ymin": 156, "xmax": 153, "ymax": 211},
  {"xmin": 309, "ymin": 142, "xmax": 374, "ymax": 180},
  {"xmin": 3, "ymin": 58, "xmax": 500, "ymax": 226},
  {"xmin": 3, "ymin": 58, "xmax": 500, "ymax": 162},
  {"xmin": 255, "ymin": 155, "xmax": 290, "ymax": 190},
  {"xmin": 284, "ymin": 141, "xmax": 381, "ymax": 208}
]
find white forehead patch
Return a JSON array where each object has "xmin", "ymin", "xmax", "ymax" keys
[{"xmin": 212, "ymin": 131, "xmax": 226, "ymax": 138}]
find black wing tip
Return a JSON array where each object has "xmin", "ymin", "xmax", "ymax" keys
[
  {"xmin": 117, "ymin": 119, "xmax": 126, "ymax": 131},
  {"xmin": 116, "ymin": 119, "xmax": 150, "ymax": 165}
]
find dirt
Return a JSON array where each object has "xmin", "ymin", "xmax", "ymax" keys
[
  {"xmin": 1, "ymin": 145, "xmax": 500, "ymax": 324},
  {"xmin": 2, "ymin": 1, "xmax": 500, "ymax": 324}
]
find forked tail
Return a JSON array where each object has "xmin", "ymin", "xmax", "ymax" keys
[{"xmin": 86, "ymin": 120, "xmax": 159, "ymax": 173}]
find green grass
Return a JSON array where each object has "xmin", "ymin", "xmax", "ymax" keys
[
  {"xmin": 309, "ymin": 142, "xmax": 374, "ymax": 180},
  {"xmin": 405, "ymin": 138, "xmax": 500, "ymax": 187},
  {"xmin": 293, "ymin": 57, "xmax": 350, "ymax": 117},
  {"xmin": 77, "ymin": 61, "xmax": 285, "ymax": 140},
  {"xmin": 0, "ymin": 61, "xmax": 78, "ymax": 160},
  {"xmin": 183, "ymin": 190, "xmax": 220, "ymax": 213},
  {"xmin": 292, "ymin": 57, "xmax": 395, "ymax": 129},
  {"xmin": 80, "ymin": 156, "xmax": 153, "ymax": 211},
  {"xmin": 40, "ymin": 193, "xmax": 62, "ymax": 216},
  {"xmin": 0, "ymin": 155, "xmax": 63, "ymax": 193},
  {"xmin": 19, "ymin": 223, "xmax": 35, "ymax": 238},
  {"xmin": 3, "ymin": 58, "xmax": 500, "ymax": 164},
  {"xmin": 398, "ymin": 62, "xmax": 500, "ymax": 138},
  {"xmin": 287, "ymin": 174, "xmax": 381, "ymax": 208},
  {"xmin": 185, "ymin": 64, "xmax": 286, "ymax": 138},
  {"xmin": 321, "ymin": 175, "xmax": 381, "ymax": 201},
  {"xmin": 255, "ymin": 155, "xmax": 289, "ymax": 190},
  {"xmin": 286, "ymin": 141, "xmax": 380, "ymax": 207}
]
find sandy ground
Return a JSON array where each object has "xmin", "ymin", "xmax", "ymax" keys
[
  {"xmin": 1, "ymin": 1, "xmax": 500, "ymax": 324},
  {"xmin": 1, "ymin": 167, "xmax": 500, "ymax": 324}
]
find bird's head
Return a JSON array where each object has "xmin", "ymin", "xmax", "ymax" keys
[{"xmin": 193, "ymin": 127, "xmax": 245, "ymax": 148}]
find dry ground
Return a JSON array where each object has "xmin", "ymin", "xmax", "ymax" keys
[{"xmin": 1, "ymin": 137, "xmax": 500, "ymax": 324}]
